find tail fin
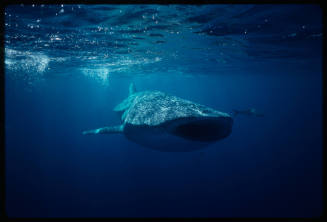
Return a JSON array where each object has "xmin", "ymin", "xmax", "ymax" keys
[
  {"xmin": 82, "ymin": 125, "xmax": 123, "ymax": 135},
  {"xmin": 129, "ymin": 83, "xmax": 136, "ymax": 95},
  {"xmin": 232, "ymin": 108, "xmax": 264, "ymax": 118}
]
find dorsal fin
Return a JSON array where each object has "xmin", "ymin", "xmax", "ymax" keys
[
  {"xmin": 113, "ymin": 83, "xmax": 137, "ymax": 113},
  {"xmin": 129, "ymin": 83, "xmax": 136, "ymax": 95}
]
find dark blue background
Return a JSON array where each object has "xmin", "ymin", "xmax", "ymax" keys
[{"xmin": 4, "ymin": 4, "xmax": 323, "ymax": 217}]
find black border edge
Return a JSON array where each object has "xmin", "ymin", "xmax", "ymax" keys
[
  {"xmin": 1, "ymin": 0, "xmax": 6, "ymax": 221},
  {"xmin": 321, "ymin": 1, "xmax": 326, "ymax": 221},
  {"xmin": 0, "ymin": 0, "xmax": 326, "ymax": 5},
  {"xmin": 0, "ymin": 1, "xmax": 326, "ymax": 222}
]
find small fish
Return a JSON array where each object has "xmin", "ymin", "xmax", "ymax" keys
[
  {"xmin": 149, "ymin": 33, "xmax": 164, "ymax": 37},
  {"xmin": 155, "ymin": 40, "xmax": 165, "ymax": 44},
  {"xmin": 232, "ymin": 108, "xmax": 264, "ymax": 117}
]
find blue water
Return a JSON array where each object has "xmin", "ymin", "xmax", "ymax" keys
[{"xmin": 4, "ymin": 4, "xmax": 323, "ymax": 218}]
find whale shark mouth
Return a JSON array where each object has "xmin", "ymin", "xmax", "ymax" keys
[{"xmin": 169, "ymin": 117, "xmax": 233, "ymax": 142}]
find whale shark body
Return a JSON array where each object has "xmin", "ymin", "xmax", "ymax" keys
[{"xmin": 82, "ymin": 83, "xmax": 261, "ymax": 152}]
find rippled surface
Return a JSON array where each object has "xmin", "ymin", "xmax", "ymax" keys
[{"xmin": 5, "ymin": 4, "xmax": 322, "ymax": 85}]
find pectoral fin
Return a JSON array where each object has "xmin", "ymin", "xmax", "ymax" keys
[{"xmin": 82, "ymin": 125, "xmax": 123, "ymax": 135}]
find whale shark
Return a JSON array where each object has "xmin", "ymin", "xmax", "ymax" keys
[{"xmin": 82, "ymin": 83, "xmax": 262, "ymax": 152}]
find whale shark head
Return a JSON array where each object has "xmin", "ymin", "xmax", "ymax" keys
[
  {"xmin": 167, "ymin": 116, "xmax": 233, "ymax": 142},
  {"xmin": 122, "ymin": 115, "xmax": 233, "ymax": 152}
]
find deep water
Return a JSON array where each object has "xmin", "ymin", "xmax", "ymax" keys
[{"xmin": 4, "ymin": 4, "xmax": 323, "ymax": 217}]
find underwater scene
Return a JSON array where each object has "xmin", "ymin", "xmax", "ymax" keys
[{"xmin": 4, "ymin": 4, "xmax": 323, "ymax": 218}]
